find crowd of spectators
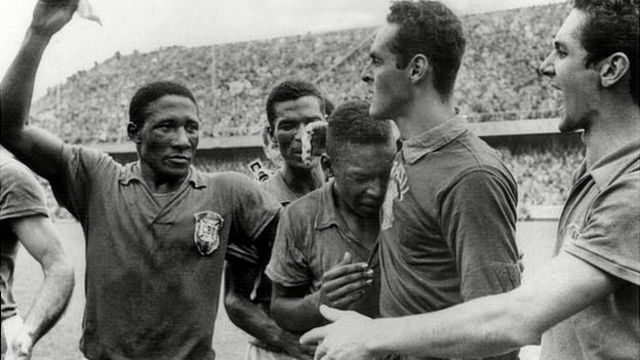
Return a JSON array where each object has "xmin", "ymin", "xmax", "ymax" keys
[
  {"xmin": 30, "ymin": 3, "xmax": 569, "ymax": 143},
  {"xmin": 29, "ymin": 2, "xmax": 581, "ymax": 212},
  {"xmin": 498, "ymin": 144, "xmax": 584, "ymax": 208}
]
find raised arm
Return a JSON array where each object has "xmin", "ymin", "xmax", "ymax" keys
[
  {"xmin": 5, "ymin": 215, "xmax": 74, "ymax": 359},
  {"xmin": 0, "ymin": 0, "xmax": 78, "ymax": 180}
]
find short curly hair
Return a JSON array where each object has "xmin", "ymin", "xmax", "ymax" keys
[
  {"xmin": 326, "ymin": 100, "xmax": 395, "ymax": 159},
  {"xmin": 573, "ymin": 0, "xmax": 639, "ymax": 105},
  {"xmin": 386, "ymin": 1, "xmax": 466, "ymax": 98},
  {"xmin": 129, "ymin": 81, "xmax": 198, "ymax": 127},
  {"xmin": 265, "ymin": 79, "xmax": 326, "ymax": 136}
]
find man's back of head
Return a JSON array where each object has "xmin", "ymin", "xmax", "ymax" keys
[{"xmin": 572, "ymin": 0, "xmax": 639, "ymax": 107}]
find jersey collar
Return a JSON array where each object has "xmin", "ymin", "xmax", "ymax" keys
[
  {"xmin": 401, "ymin": 115, "xmax": 468, "ymax": 165},
  {"xmin": 118, "ymin": 161, "xmax": 207, "ymax": 189}
]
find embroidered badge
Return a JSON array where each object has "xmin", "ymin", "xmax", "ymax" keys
[
  {"xmin": 566, "ymin": 223, "xmax": 581, "ymax": 242},
  {"xmin": 194, "ymin": 211, "xmax": 224, "ymax": 255},
  {"xmin": 381, "ymin": 160, "xmax": 409, "ymax": 230}
]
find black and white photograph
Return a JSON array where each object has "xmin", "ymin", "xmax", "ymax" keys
[{"xmin": 1, "ymin": 0, "xmax": 638, "ymax": 359}]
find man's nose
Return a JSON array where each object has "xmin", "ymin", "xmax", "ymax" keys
[
  {"xmin": 366, "ymin": 178, "xmax": 386, "ymax": 198},
  {"xmin": 538, "ymin": 54, "xmax": 555, "ymax": 78},
  {"xmin": 361, "ymin": 63, "xmax": 373, "ymax": 84},
  {"xmin": 173, "ymin": 127, "xmax": 192, "ymax": 149},
  {"xmin": 294, "ymin": 123, "xmax": 306, "ymax": 139}
]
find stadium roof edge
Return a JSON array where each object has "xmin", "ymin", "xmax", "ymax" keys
[
  {"xmin": 469, "ymin": 117, "xmax": 563, "ymax": 137},
  {"xmin": 92, "ymin": 118, "xmax": 565, "ymax": 153}
]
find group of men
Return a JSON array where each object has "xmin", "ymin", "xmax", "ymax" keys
[{"xmin": 0, "ymin": 1, "xmax": 637, "ymax": 360}]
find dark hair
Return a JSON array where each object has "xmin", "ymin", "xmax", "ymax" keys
[
  {"xmin": 573, "ymin": 0, "xmax": 639, "ymax": 105},
  {"xmin": 327, "ymin": 100, "xmax": 395, "ymax": 158},
  {"xmin": 129, "ymin": 81, "xmax": 198, "ymax": 126},
  {"xmin": 266, "ymin": 79, "xmax": 325, "ymax": 135},
  {"xmin": 386, "ymin": 0, "xmax": 466, "ymax": 98}
]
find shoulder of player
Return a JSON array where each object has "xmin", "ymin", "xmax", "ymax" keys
[
  {"xmin": 0, "ymin": 156, "xmax": 41, "ymax": 188},
  {"xmin": 281, "ymin": 187, "xmax": 324, "ymax": 222},
  {"xmin": 407, "ymin": 151, "xmax": 515, "ymax": 200},
  {"xmin": 197, "ymin": 170, "xmax": 258, "ymax": 188},
  {"xmin": 592, "ymin": 167, "xmax": 640, "ymax": 215}
]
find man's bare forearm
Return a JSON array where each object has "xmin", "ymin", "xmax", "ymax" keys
[
  {"xmin": 272, "ymin": 291, "xmax": 326, "ymax": 333},
  {"xmin": 1, "ymin": 0, "xmax": 76, "ymax": 178},
  {"xmin": 0, "ymin": 29, "xmax": 51, "ymax": 140},
  {"xmin": 23, "ymin": 253, "xmax": 74, "ymax": 343},
  {"xmin": 226, "ymin": 292, "xmax": 311, "ymax": 358},
  {"xmin": 365, "ymin": 292, "xmax": 536, "ymax": 359},
  {"xmin": 303, "ymin": 253, "xmax": 620, "ymax": 360}
]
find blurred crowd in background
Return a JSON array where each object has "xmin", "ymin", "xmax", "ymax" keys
[{"xmin": 30, "ymin": 2, "xmax": 580, "ymax": 214}]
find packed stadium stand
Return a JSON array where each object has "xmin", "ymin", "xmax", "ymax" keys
[{"xmin": 29, "ymin": 2, "xmax": 582, "ymax": 215}]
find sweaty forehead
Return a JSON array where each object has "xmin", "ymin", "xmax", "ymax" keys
[{"xmin": 273, "ymin": 95, "xmax": 323, "ymax": 119}]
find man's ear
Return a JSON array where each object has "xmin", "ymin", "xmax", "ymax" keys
[
  {"xmin": 269, "ymin": 128, "xmax": 280, "ymax": 150},
  {"xmin": 127, "ymin": 122, "xmax": 141, "ymax": 143},
  {"xmin": 261, "ymin": 125, "xmax": 283, "ymax": 165},
  {"xmin": 408, "ymin": 54, "xmax": 429, "ymax": 83},
  {"xmin": 321, "ymin": 153, "xmax": 333, "ymax": 179},
  {"xmin": 600, "ymin": 52, "xmax": 630, "ymax": 88}
]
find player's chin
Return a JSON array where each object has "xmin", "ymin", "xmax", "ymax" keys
[
  {"xmin": 558, "ymin": 109, "xmax": 588, "ymax": 133},
  {"xmin": 159, "ymin": 165, "xmax": 191, "ymax": 178},
  {"xmin": 288, "ymin": 156, "xmax": 318, "ymax": 169},
  {"xmin": 356, "ymin": 204, "xmax": 381, "ymax": 218},
  {"xmin": 369, "ymin": 104, "xmax": 393, "ymax": 121}
]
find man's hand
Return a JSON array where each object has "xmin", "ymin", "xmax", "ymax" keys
[
  {"xmin": 3, "ymin": 316, "xmax": 34, "ymax": 360},
  {"xmin": 300, "ymin": 305, "xmax": 377, "ymax": 360},
  {"xmin": 276, "ymin": 331, "xmax": 316, "ymax": 360},
  {"xmin": 316, "ymin": 252, "xmax": 373, "ymax": 310},
  {"xmin": 30, "ymin": 0, "xmax": 79, "ymax": 37}
]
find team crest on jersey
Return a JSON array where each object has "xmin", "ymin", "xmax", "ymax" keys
[
  {"xmin": 194, "ymin": 211, "xmax": 223, "ymax": 255},
  {"xmin": 565, "ymin": 223, "xmax": 581, "ymax": 243},
  {"xmin": 381, "ymin": 160, "xmax": 409, "ymax": 230}
]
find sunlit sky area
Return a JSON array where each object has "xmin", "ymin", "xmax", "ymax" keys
[{"xmin": 0, "ymin": 0, "xmax": 566, "ymax": 97}]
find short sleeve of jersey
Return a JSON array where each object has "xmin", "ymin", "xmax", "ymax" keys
[
  {"xmin": 265, "ymin": 205, "xmax": 312, "ymax": 287},
  {"xmin": 0, "ymin": 159, "xmax": 48, "ymax": 221},
  {"xmin": 565, "ymin": 172, "xmax": 640, "ymax": 285},
  {"xmin": 50, "ymin": 144, "xmax": 117, "ymax": 220},
  {"xmin": 0, "ymin": 157, "xmax": 49, "ymax": 320},
  {"xmin": 225, "ymin": 242, "xmax": 260, "ymax": 265},
  {"xmin": 227, "ymin": 173, "xmax": 280, "ymax": 247},
  {"xmin": 441, "ymin": 168, "xmax": 521, "ymax": 301}
]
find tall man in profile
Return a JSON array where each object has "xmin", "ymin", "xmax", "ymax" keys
[
  {"xmin": 224, "ymin": 80, "xmax": 328, "ymax": 360},
  {"xmin": 310, "ymin": 1, "xmax": 522, "ymax": 359},
  {"xmin": 0, "ymin": 1, "xmax": 280, "ymax": 359},
  {"xmin": 302, "ymin": 1, "xmax": 639, "ymax": 359}
]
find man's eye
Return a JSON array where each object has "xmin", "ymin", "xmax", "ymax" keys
[
  {"xmin": 278, "ymin": 123, "xmax": 296, "ymax": 131},
  {"xmin": 186, "ymin": 123, "xmax": 200, "ymax": 132}
]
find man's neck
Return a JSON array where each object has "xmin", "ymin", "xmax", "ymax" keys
[
  {"xmin": 395, "ymin": 91, "xmax": 456, "ymax": 138},
  {"xmin": 140, "ymin": 162, "xmax": 189, "ymax": 194},
  {"xmin": 281, "ymin": 163, "xmax": 324, "ymax": 196},
  {"xmin": 583, "ymin": 102, "xmax": 640, "ymax": 168}
]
